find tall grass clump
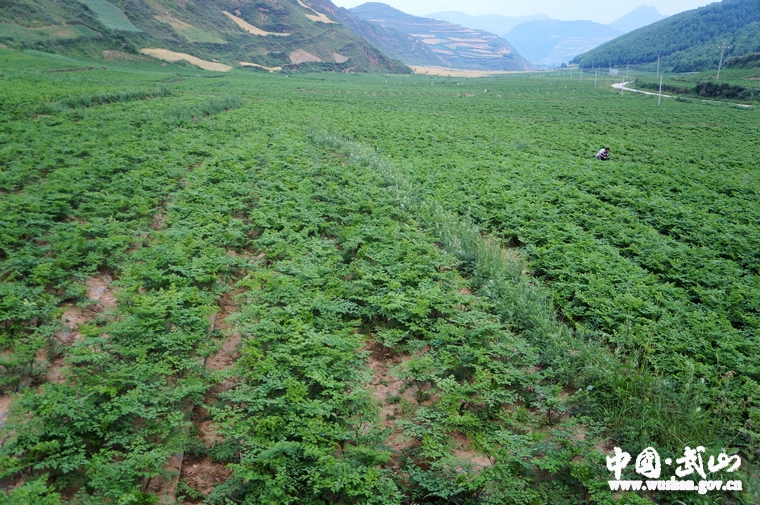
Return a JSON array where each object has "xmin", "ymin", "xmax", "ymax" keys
[
  {"xmin": 167, "ymin": 95, "xmax": 242, "ymax": 126},
  {"xmin": 310, "ymin": 130, "xmax": 573, "ymax": 372},
  {"xmin": 36, "ymin": 86, "xmax": 171, "ymax": 114}
]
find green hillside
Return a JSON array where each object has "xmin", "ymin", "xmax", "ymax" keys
[
  {"xmin": 572, "ymin": 0, "xmax": 760, "ymax": 72},
  {"xmin": 77, "ymin": 0, "xmax": 141, "ymax": 32},
  {"xmin": 0, "ymin": 0, "xmax": 409, "ymax": 73},
  {"xmin": 333, "ymin": 6, "xmax": 448, "ymax": 67}
]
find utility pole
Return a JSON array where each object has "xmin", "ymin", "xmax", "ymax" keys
[
  {"xmin": 716, "ymin": 42, "xmax": 728, "ymax": 81},
  {"xmin": 621, "ymin": 74, "xmax": 625, "ymax": 94},
  {"xmin": 658, "ymin": 74, "xmax": 663, "ymax": 106},
  {"xmin": 656, "ymin": 54, "xmax": 660, "ymax": 78}
]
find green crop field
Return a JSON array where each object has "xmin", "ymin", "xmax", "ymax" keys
[
  {"xmin": 76, "ymin": 0, "xmax": 142, "ymax": 32},
  {"xmin": 0, "ymin": 48, "xmax": 758, "ymax": 504}
]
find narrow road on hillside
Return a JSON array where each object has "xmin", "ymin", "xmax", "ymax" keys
[
  {"xmin": 612, "ymin": 81, "xmax": 671, "ymax": 97},
  {"xmin": 612, "ymin": 81, "xmax": 752, "ymax": 108}
]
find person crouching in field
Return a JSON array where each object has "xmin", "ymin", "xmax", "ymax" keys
[{"xmin": 596, "ymin": 147, "xmax": 610, "ymax": 161}]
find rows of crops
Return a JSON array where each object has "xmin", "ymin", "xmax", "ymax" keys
[{"xmin": 1, "ymin": 49, "xmax": 759, "ymax": 504}]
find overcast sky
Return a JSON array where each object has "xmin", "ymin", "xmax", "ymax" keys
[{"xmin": 331, "ymin": 0, "xmax": 719, "ymax": 24}]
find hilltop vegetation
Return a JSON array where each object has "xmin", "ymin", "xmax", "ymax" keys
[
  {"xmin": 0, "ymin": 48, "xmax": 759, "ymax": 504},
  {"xmin": 573, "ymin": 0, "xmax": 760, "ymax": 71},
  {"xmin": 0, "ymin": 0, "xmax": 408, "ymax": 73}
]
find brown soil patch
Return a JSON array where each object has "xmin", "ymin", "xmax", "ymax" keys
[
  {"xmin": 0, "ymin": 394, "xmax": 13, "ymax": 428},
  {"xmin": 144, "ymin": 453, "xmax": 183, "ymax": 504},
  {"xmin": 222, "ymin": 11, "xmax": 290, "ymax": 36},
  {"xmin": 151, "ymin": 211, "xmax": 167, "ymax": 230},
  {"xmin": 451, "ymin": 431, "xmax": 492, "ymax": 469},
  {"xmin": 296, "ymin": 0, "xmax": 337, "ymax": 23},
  {"xmin": 102, "ymin": 50, "xmax": 151, "ymax": 62},
  {"xmin": 43, "ymin": 356, "xmax": 67, "ymax": 384},
  {"xmin": 366, "ymin": 342, "xmax": 408, "ymax": 424},
  {"xmin": 333, "ymin": 53, "xmax": 348, "ymax": 63},
  {"xmin": 365, "ymin": 341, "xmax": 435, "ymax": 466},
  {"xmin": 180, "ymin": 454, "xmax": 232, "ymax": 498},
  {"xmin": 289, "ymin": 49, "xmax": 322, "ymax": 64},
  {"xmin": 86, "ymin": 276, "xmax": 117, "ymax": 311},
  {"xmin": 44, "ymin": 275, "xmax": 117, "ymax": 383},
  {"xmin": 57, "ymin": 275, "xmax": 116, "ymax": 344},
  {"xmin": 139, "ymin": 49, "xmax": 232, "ymax": 72},
  {"xmin": 197, "ymin": 414, "xmax": 223, "ymax": 448},
  {"xmin": 178, "ymin": 290, "xmax": 243, "ymax": 499},
  {"xmin": 411, "ymin": 66, "xmax": 524, "ymax": 77},
  {"xmin": 239, "ymin": 61, "xmax": 282, "ymax": 72},
  {"xmin": 206, "ymin": 334, "xmax": 241, "ymax": 371}
]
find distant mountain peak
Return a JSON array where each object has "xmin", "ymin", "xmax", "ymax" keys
[{"xmin": 608, "ymin": 5, "xmax": 666, "ymax": 33}]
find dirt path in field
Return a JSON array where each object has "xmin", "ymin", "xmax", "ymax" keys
[
  {"xmin": 366, "ymin": 336, "xmax": 492, "ymax": 472},
  {"xmin": 611, "ymin": 81, "xmax": 671, "ymax": 97},
  {"xmin": 139, "ymin": 49, "xmax": 232, "ymax": 72},
  {"xmin": 222, "ymin": 11, "xmax": 290, "ymax": 36},
  {"xmin": 176, "ymin": 289, "xmax": 241, "ymax": 503},
  {"xmin": 365, "ymin": 342, "xmax": 420, "ymax": 466},
  {"xmin": 1, "ymin": 275, "xmax": 117, "ymax": 445},
  {"xmin": 148, "ymin": 290, "xmax": 241, "ymax": 504},
  {"xmin": 44, "ymin": 276, "xmax": 117, "ymax": 384}
]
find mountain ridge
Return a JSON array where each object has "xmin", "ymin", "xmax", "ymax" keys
[
  {"xmin": 422, "ymin": 11, "xmax": 551, "ymax": 36},
  {"xmin": 572, "ymin": 0, "xmax": 760, "ymax": 71},
  {"xmin": 348, "ymin": 2, "xmax": 533, "ymax": 71},
  {"xmin": 0, "ymin": 0, "xmax": 410, "ymax": 73},
  {"xmin": 608, "ymin": 5, "xmax": 666, "ymax": 33},
  {"xmin": 505, "ymin": 19, "xmax": 623, "ymax": 67}
]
